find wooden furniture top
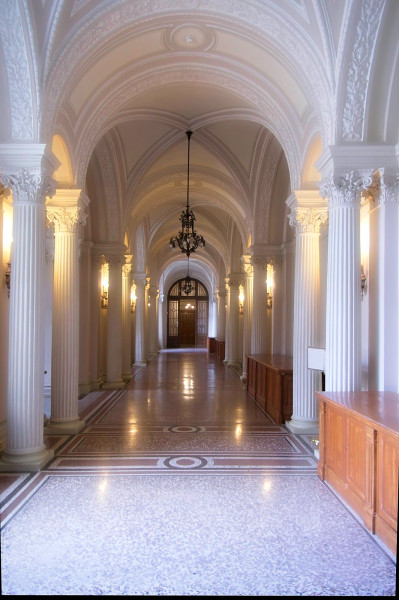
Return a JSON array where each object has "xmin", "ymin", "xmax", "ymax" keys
[
  {"xmin": 246, "ymin": 354, "xmax": 293, "ymax": 372},
  {"xmin": 316, "ymin": 390, "xmax": 399, "ymax": 436}
]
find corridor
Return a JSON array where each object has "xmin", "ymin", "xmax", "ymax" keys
[{"xmin": 0, "ymin": 349, "xmax": 396, "ymax": 596}]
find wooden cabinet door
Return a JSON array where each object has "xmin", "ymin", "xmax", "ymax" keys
[
  {"xmin": 247, "ymin": 358, "xmax": 256, "ymax": 400},
  {"xmin": 375, "ymin": 429, "xmax": 399, "ymax": 553},
  {"xmin": 256, "ymin": 362, "xmax": 267, "ymax": 411},
  {"xmin": 325, "ymin": 404, "xmax": 346, "ymax": 481},
  {"xmin": 346, "ymin": 416, "xmax": 375, "ymax": 527}
]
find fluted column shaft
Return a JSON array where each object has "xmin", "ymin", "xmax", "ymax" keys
[
  {"xmin": 250, "ymin": 257, "xmax": 268, "ymax": 354},
  {"xmin": 78, "ymin": 240, "xmax": 93, "ymax": 395},
  {"xmin": 46, "ymin": 192, "xmax": 88, "ymax": 429},
  {"xmin": 216, "ymin": 289, "xmax": 226, "ymax": 341},
  {"xmin": 104, "ymin": 255, "xmax": 124, "ymax": 387},
  {"xmin": 148, "ymin": 284, "xmax": 159, "ymax": 355},
  {"xmin": 122, "ymin": 260, "xmax": 132, "ymax": 380},
  {"xmin": 90, "ymin": 252, "xmax": 103, "ymax": 388},
  {"xmin": 241, "ymin": 256, "xmax": 253, "ymax": 381},
  {"xmin": 369, "ymin": 171, "xmax": 399, "ymax": 392},
  {"xmin": 133, "ymin": 274, "xmax": 147, "ymax": 366},
  {"xmin": 226, "ymin": 274, "xmax": 243, "ymax": 366},
  {"xmin": 321, "ymin": 172, "xmax": 371, "ymax": 391},
  {"xmin": 0, "ymin": 165, "xmax": 55, "ymax": 470},
  {"xmin": 287, "ymin": 194, "xmax": 328, "ymax": 432}
]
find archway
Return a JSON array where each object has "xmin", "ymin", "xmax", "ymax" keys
[{"xmin": 167, "ymin": 278, "xmax": 209, "ymax": 348}]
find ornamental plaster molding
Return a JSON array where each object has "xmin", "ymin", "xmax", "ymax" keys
[
  {"xmin": 0, "ymin": 168, "xmax": 55, "ymax": 205},
  {"xmin": 341, "ymin": 0, "xmax": 385, "ymax": 141},
  {"xmin": 288, "ymin": 206, "xmax": 328, "ymax": 234},
  {"xmin": 0, "ymin": 0, "xmax": 34, "ymax": 140},
  {"xmin": 253, "ymin": 139, "xmax": 281, "ymax": 243},
  {"xmin": 379, "ymin": 170, "xmax": 399, "ymax": 205},
  {"xmin": 106, "ymin": 255, "xmax": 125, "ymax": 270},
  {"xmin": 44, "ymin": 1, "xmax": 332, "ymax": 145},
  {"xmin": 319, "ymin": 170, "xmax": 373, "ymax": 206},
  {"xmin": 96, "ymin": 140, "xmax": 121, "ymax": 242},
  {"xmin": 46, "ymin": 205, "xmax": 88, "ymax": 233},
  {"xmin": 75, "ymin": 66, "xmax": 300, "ymax": 189}
]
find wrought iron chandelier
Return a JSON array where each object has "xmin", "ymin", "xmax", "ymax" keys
[
  {"xmin": 182, "ymin": 256, "xmax": 194, "ymax": 295},
  {"xmin": 170, "ymin": 130, "xmax": 205, "ymax": 257}
]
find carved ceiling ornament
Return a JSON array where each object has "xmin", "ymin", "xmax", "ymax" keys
[
  {"xmin": 0, "ymin": 0, "xmax": 35, "ymax": 140},
  {"xmin": 44, "ymin": 1, "xmax": 332, "ymax": 147},
  {"xmin": 341, "ymin": 0, "xmax": 385, "ymax": 142},
  {"xmin": 96, "ymin": 140, "xmax": 121, "ymax": 242},
  {"xmin": 75, "ymin": 66, "xmax": 301, "ymax": 189}
]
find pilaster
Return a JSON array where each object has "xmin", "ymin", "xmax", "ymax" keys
[
  {"xmin": 103, "ymin": 251, "xmax": 125, "ymax": 388},
  {"xmin": 122, "ymin": 257, "xmax": 132, "ymax": 380},
  {"xmin": 240, "ymin": 255, "xmax": 253, "ymax": 382},
  {"xmin": 133, "ymin": 273, "xmax": 147, "ymax": 366}
]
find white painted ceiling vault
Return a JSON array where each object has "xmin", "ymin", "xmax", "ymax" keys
[{"xmin": 1, "ymin": 0, "xmax": 398, "ymax": 296}]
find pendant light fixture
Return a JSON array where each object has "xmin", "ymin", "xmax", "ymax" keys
[
  {"xmin": 170, "ymin": 130, "xmax": 205, "ymax": 256},
  {"xmin": 182, "ymin": 255, "xmax": 194, "ymax": 295}
]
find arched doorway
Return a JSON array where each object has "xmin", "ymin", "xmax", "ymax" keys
[{"xmin": 167, "ymin": 278, "xmax": 209, "ymax": 348}]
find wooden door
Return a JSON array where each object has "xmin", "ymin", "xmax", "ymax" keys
[{"xmin": 180, "ymin": 311, "xmax": 196, "ymax": 345}]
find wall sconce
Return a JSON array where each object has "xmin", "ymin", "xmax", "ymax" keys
[
  {"xmin": 266, "ymin": 264, "xmax": 274, "ymax": 309},
  {"xmin": 131, "ymin": 286, "xmax": 136, "ymax": 313},
  {"xmin": 239, "ymin": 285, "xmax": 244, "ymax": 315},
  {"xmin": 360, "ymin": 265, "xmax": 367, "ymax": 300},
  {"xmin": 100, "ymin": 262, "xmax": 109, "ymax": 310},
  {"xmin": 5, "ymin": 262, "xmax": 11, "ymax": 297}
]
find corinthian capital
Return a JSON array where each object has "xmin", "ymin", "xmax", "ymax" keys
[
  {"xmin": 46, "ymin": 205, "xmax": 87, "ymax": 233},
  {"xmin": 288, "ymin": 207, "xmax": 328, "ymax": 234},
  {"xmin": 1, "ymin": 168, "xmax": 55, "ymax": 205},
  {"xmin": 319, "ymin": 170, "xmax": 373, "ymax": 206}
]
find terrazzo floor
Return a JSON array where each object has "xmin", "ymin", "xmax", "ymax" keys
[{"xmin": 0, "ymin": 349, "xmax": 397, "ymax": 596}]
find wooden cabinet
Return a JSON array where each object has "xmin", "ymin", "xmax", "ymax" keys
[
  {"xmin": 246, "ymin": 354, "xmax": 293, "ymax": 424},
  {"xmin": 317, "ymin": 390, "xmax": 399, "ymax": 556},
  {"xmin": 215, "ymin": 340, "xmax": 225, "ymax": 361},
  {"xmin": 207, "ymin": 337, "xmax": 216, "ymax": 353}
]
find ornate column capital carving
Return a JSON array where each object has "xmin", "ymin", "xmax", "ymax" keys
[
  {"xmin": 288, "ymin": 207, "xmax": 329, "ymax": 234},
  {"xmin": 319, "ymin": 170, "xmax": 373, "ymax": 206},
  {"xmin": 46, "ymin": 205, "xmax": 87, "ymax": 233},
  {"xmin": 226, "ymin": 273, "xmax": 244, "ymax": 290},
  {"xmin": 1, "ymin": 168, "xmax": 55, "ymax": 205}
]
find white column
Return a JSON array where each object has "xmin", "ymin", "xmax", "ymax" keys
[
  {"xmin": 321, "ymin": 171, "xmax": 372, "ymax": 391},
  {"xmin": 122, "ymin": 259, "xmax": 132, "ymax": 380},
  {"xmin": 148, "ymin": 284, "xmax": 159, "ymax": 355},
  {"xmin": 226, "ymin": 274, "xmax": 243, "ymax": 367},
  {"xmin": 216, "ymin": 288, "xmax": 226, "ymax": 342},
  {"xmin": 223, "ymin": 278, "xmax": 230, "ymax": 363},
  {"xmin": 103, "ymin": 254, "xmax": 125, "ymax": 388},
  {"xmin": 90, "ymin": 250, "xmax": 103, "ymax": 389},
  {"xmin": 158, "ymin": 293, "xmax": 164, "ymax": 350},
  {"xmin": 78, "ymin": 240, "xmax": 93, "ymax": 396},
  {"xmin": 46, "ymin": 191, "xmax": 88, "ymax": 432},
  {"xmin": 369, "ymin": 170, "xmax": 399, "ymax": 392},
  {"xmin": 240, "ymin": 256, "xmax": 253, "ymax": 382},
  {"xmin": 286, "ymin": 192, "xmax": 328, "ymax": 433},
  {"xmin": 0, "ymin": 165, "xmax": 55, "ymax": 471},
  {"xmin": 133, "ymin": 273, "xmax": 147, "ymax": 366},
  {"xmin": 249, "ymin": 248, "xmax": 268, "ymax": 354}
]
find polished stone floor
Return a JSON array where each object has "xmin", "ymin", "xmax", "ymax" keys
[{"xmin": 0, "ymin": 349, "xmax": 397, "ymax": 596}]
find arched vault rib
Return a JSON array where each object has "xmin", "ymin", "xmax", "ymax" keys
[{"xmin": 72, "ymin": 65, "xmax": 302, "ymax": 189}]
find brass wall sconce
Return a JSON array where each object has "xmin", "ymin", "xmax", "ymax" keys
[
  {"xmin": 131, "ymin": 287, "xmax": 136, "ymax": 313},
  {"xmin": 239, "ymin": 286, "xmax": 244, "ymax": 315},
  {"xmin": 101, "ymin": 289, "xmax": 108, "ymax": 310},
  {"xmin": 266, "ymin": 264, "xmax": 273, "ymax": 309},
  {"xmin": 266, "ymin": 291, "xmax": 272, "ymax": 310},
  {"xmin": 100, "ymin": 262, "xmax": 109, "ymax": 309},
  {"xmin": 5, "ymin": 262, "xmax": 11, "ymax": 297}
]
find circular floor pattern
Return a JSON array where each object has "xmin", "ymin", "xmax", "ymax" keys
[
  {"xmin": 161, "ymin": 456, "xmax": 212, "ymax": 469},
  {"xmin": 165, "ymin": 425, "xmax": 204, "ymax": 433}
]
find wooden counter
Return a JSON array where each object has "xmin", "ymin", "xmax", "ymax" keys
[
  {"xmin": 246, "ymin": 354, "xmax": 293, "ymax": 424},
  {"xmin": 316, "ymin": 390, "xmax": 399, "ymax": 556}
]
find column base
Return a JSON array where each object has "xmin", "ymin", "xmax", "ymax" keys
[
  {"xmin": 102, "ymin": 380, "xmax": 126, "ymax": 389},
  {"xmin": 0, "ymin": 447, "xmax": 54, "ymax": 472},
  {"xmin": 44, "ymin": 418, "xmax": 85, "ymax": 435},
  {"xmin": 285, "ymin": 418, "xmax": 319, "ymax": 435},
  {"xmin": 134, "ymin": 361, "xmax": 147, "ymax": 367},
  {"xmin": 240, "ymin": 374, "xmax": 247, "ymax": 383},
  {"xmin": 78, "ymin": 382, "xmax": 91, "ymax": 396},
  {"xmin": 122, "ymin": 373, "xmax": 133, "ymax": 381}
]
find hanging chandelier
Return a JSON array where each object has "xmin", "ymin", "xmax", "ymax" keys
[
  {"xmin": 170, "ymin": 130, "xmax": 205, "ymax": 257},
  {"xmin": 182, "ymin": 256, "xmax": 194, "ymax": 295}
]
